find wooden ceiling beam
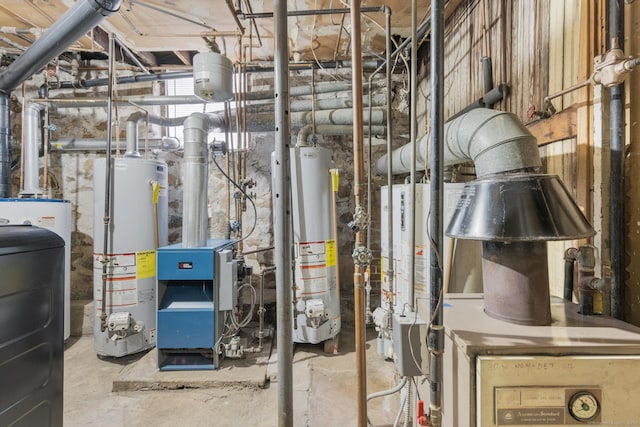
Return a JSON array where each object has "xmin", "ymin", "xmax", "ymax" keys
[{"xmin": 173, "ymin": 50, "xmax": 192, "ymax": 66}]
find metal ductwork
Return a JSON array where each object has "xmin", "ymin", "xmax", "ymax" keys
[
  {"xmin": 375, "ymin": 108, "xmax": 541, "ymax": 177},
  {"xmin": 20, "ymin": 104, "xmax": 43, "ymax": 197},
  {"xmin": 125, "ymin": 111, "xmax": 225, "ymax": 158},
  {"xmin": 0, "ymin": 0, "xmax": 120, "ymax": 198},
  {"xmin": 376, "ymin": 107, "xmax": 595, "ymax": 326},
  {"xmin": 181, "ymin": 113, "xmax": 210, "ymax": 248},
  {"xmin": 0, "ymin": 0, "xmax": 121, "ymax": 92},
  {"xmin": 0, "ymin": 93, "xmax": 9, "ymax": 197}
]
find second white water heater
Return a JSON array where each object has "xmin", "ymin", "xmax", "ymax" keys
[
  {"xmin": 93, "ymin": 158, "xmax": 168, "ymax": 357},
  {"xmin": 290, "ymin": 146, "xmax": 341, "ymax": 344}
]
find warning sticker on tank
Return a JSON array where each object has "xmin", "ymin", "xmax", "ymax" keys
[
  {"xmin": 94, "ymin": 275, "xmax": 138, "ymax": 310},
  {"xmin": 296, "ymin": 241, "xmax": 329, "ymax": 295},
  {"xmin": 37, "ymin": 216, "xmax": 56, "ymax": 227},
  {"xmin": 94, "ymin": 252, "xmax": 139, "ymax": 309},
  {"xmin": 136, "ymin": 250, "xmax": 156, "ymax": 279},
  {"xmin": 325, "ymin": 239, "xmax": 336, "ymax": 267}
]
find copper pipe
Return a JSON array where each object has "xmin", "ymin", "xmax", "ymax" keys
[
  {"xmin": 350, "ymin": 1, "xmax": 367, "ymax": 425},
  {"xmin": 333, "ymin": 13, "xmax": 346, "ymax": 62},
  {"xmin": 224, "ymin": 101, "xmax": 232, "ymax": 239},
  {"xmin": 225, "ymin": 0, "xmax": 246, "ymax": 33},
  {"xmin": 331, "ymin": 169, "xmax": 341, "ymax": 301},
  {"xmin": 480, "ymin": 0, "xmax": 489, "ymax": 58}
]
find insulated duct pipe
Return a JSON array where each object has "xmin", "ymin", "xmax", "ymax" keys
[
  {"xmin": 0, "ymin": 0, "xmax": 121, "ymax": 92},
  {"xmin": 0, "ymin": 93, "xmax": 10, "ymax": 197},
  {"xmin": 608, "ymin": 0, "xmax": 626, "ymax": 320},
  {"xmin": 20, "ymin": 104, "xmax": 43, "ymax": 196},
  {"xmin": 273, "ymin": 0, "xmax": 293, "ymax": 424},
  {"xmin": 375, "ymin": 108, "xmax": 541, "ymax": 177},
  {"xmin": 181, "ymin": 113, "xmax": 210, "ymax": 248}
]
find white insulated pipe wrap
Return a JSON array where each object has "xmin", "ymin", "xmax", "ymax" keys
[
  {"xmin": 375, "ymin": 108, "xmax": 541, "ymax": 177},
  {"xmin": 182, "ymin": 113, "xmax": 210, "ymax": 248}
]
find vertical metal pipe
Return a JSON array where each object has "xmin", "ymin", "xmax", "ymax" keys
[
  {"xmin": 20, "ymin": 104, "xmax": 43, "ymax": 196},
  {"xmin": 0, "ymin": 91, "xmax": 11, "ymax": 198},
  {"xmin": 100, "ymin": 33, "xmax": 116, "ymax": 332},
  {"xmin": 182, "ymin": 113, "xmax": 210, "ymax": 248},
  {"xmin": 385, "ymin": 8, "xmax": 395, "ymax": 321},
  {"xmin": 273, "ymin": 0, "xmax": 293, "ymax": 424},
  {"xmin": 408, "ymin": 0, "xmax": 418, "ymax": 311},
  {"xmin": 350, "ymin": 1, "xmax": 368, "ymax": 425},
  {"xmin": 609, "ymin": 0, "xmax": 625, "ymax": 320},
  {"xmin": 428, "ymin": 0, "xmax": 445, "ymax": 425}
]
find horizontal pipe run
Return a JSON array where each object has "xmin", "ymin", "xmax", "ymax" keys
[
  {"xmin": 34, "ymin": 92, "xmax": 387, "ymax": 112},
  {"xmin": 239, "ymin": 6, "xmax": 385, "ymax": 19}
]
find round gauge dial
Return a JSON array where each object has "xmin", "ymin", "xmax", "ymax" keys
[{"xmin": 568, "ymin": 391, "xmax": 600, "ymax": 422}]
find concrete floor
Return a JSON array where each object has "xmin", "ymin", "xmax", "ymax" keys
[{"xmin": 64, "ymin": 326, "xmax": 401, "ymax": 426}]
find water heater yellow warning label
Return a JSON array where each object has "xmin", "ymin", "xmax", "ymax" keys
[
  {"xmin": 136, "ymin": 250, "xmax": 156, "ymax": 279},
  {"xmin": 326, "ymin": 239, "xmax": 336, "ymax": 267}
]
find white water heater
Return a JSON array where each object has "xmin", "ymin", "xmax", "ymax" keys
[
  {"xmin": 0, "ymin": 198, "xmax": 72, "ymax": 340},
  {"xmin": 289, "ymin": 146, "xmax": 341, "ymax": 344},
  {"xmin": 93, "ymin": 158, "xmax": 168, "ymax": 357},
  {"xmin": 379, "ymin": 183, "xmax": 483, "ymax": 314}
]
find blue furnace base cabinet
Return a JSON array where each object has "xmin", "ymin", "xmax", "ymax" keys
[{"xmin": 156, "ymin": 240, "xmax": 237, "ymax": 371}]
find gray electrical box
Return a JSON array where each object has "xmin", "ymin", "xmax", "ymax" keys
[{"xmin": 392, "ymin": 312, "xmax": 428, "ymax": 377}]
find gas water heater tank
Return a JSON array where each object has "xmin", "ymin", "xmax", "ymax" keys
[
  {"xmin": 290, "ymin": 146, "xmax": 341, "ymax": 344},
  {"xmin": 193, "ymin": 52, "xmax": 234, "ymax": 102},
  {"xmin": 93, "ymin": 158, "xmax": 168, "ymax": 357}
]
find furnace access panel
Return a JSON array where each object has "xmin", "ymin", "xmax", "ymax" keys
[
  {"xmin": 477, "ymin": 355, "xmax": 640, "ymax": 425},
  {"xmin": 442, "ymin": 295, "xmax": 640, "ymax": 426}
]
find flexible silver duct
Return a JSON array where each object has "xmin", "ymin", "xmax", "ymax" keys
[
  {"xmin": 0, "ymin": 0, "xmax": 121, "ymax": 92},
  {"xmin": 181, "ymin": 113, "xmax": 210, "ymax": 248},
  {"xmin": 375, "ymin": 108, "xmax": 541, "ymax": 177},
  {"xmin": 19, "ymin": 104, "xmax": 43, "ymax": 196}
]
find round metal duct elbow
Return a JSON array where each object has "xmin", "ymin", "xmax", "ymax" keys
[{"xmin": 375, "ymin": 108, "xmax": 541, "ymax": 177}]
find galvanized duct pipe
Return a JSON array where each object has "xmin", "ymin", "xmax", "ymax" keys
[
  {"xmin": 273, "ymin": 0, "xmax": 293, "ymax": 424},
  {"xmin": 375, "ymin": 108, "xmax": 541, "ymax": 177},
  {"xmin": 0, "ymin": 0, "xmax": 120, "ymax": 197},
  {"xmin": 0, "ymin": 0, "xmax": 121, "ymax": 92},
  {"xmin": 19, "ymin": 104, "xmax": 43, "ymax": 196},
  {"xmin": 125, "ymin": 113, "xmax": 181, "ymax": 158},
  {"xmin": 608, "ymin": 0, "xmax": 626, "ymax": 320},
  {"xmin": 181, "ymin": 113, "xmax": 210, "ymax": 248},
  {"xmin": 0, "ymin": 93, "xmax": 10, "ymax": 197}
]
